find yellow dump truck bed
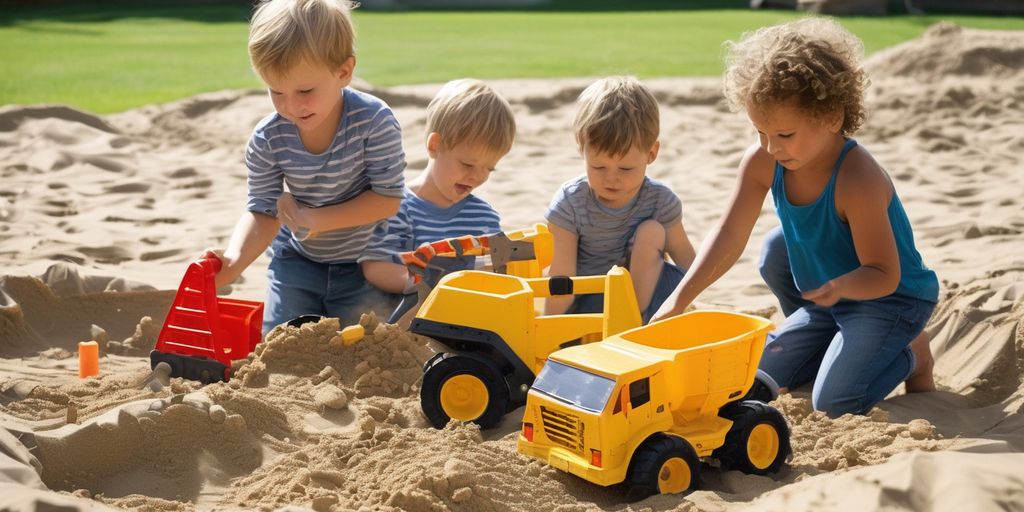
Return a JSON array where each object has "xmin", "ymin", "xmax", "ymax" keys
[{"xmin": 551, "ymin": 310, "xmax": 774, "ymax": 419}]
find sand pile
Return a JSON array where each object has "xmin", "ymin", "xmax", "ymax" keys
[{"xmin": 1, "ymin": 23, "xmax": 1023, "ymax": 511}]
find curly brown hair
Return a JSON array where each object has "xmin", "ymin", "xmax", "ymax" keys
[{"xmin": 723, "ymin": 17, "xmax": 869, "ymax": 136}]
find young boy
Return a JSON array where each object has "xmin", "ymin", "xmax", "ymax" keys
[
  {"xmin": 544, "ymin": 76, "xmax": 696, "ymax": 322},
  {"xmin": 211, "ymin": 0, "xmax": 405, "ymax": 333},
  {"xmin": 359, "ymin": 79, "xmax": 515, "ymax": 297}
]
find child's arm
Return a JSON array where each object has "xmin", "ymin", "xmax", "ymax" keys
[
  {"xmin": 361, "ymin": 260, "xmax": 409, "ymax": 293},
  {"xmin": 359, "ymin": 206, "xmax": 415, "ymax": 294},
  {"xmin": 280, "ymin": 106, "xmax": 406, "ymax": 236},
  {"xmin": 279, "ymin": 191, "xmax": 401, "ymax": 235},
  {"xmin": 664, "ymin": 220, "xmax": 696, "ymax": 270},
  {"xmin": 543, "ymin": 223, "xmax": 579, "ymax": 315},
  {"xmin": 215, "ymin": 211, "xmax": 281, "ymax": 289},
  {"xmin": 802, "ymin": 154, "xmax": 900, "ymax": 306},
  {"xmin": 651, "ymin": 145, "xmax": 774, "ymax": 322},
  {"xmin": 213, "ymin": 128, "xmax": 284, "ymax": 288}
]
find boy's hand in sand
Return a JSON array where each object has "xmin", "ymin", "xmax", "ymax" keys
[
  {"xmin": 277, "ymin": 192, "xmax": 315, "ymax": 239},
  {"xmin": 802, "ymin": 280, "xmax": 842, "ymax": 307}
]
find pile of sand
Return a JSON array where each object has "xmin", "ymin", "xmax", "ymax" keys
[{"xmin": 1, "ymin": 23, "xmax": 1022, "ymax": 511}]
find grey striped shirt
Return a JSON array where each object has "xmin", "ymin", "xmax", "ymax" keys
[
  {"xmin": 545, "ymin": 175, "xmax": 682, "ymax": 276},
  {"xmin": 246, "ymin": 88, "xmax": 406, "ymax": 263}
]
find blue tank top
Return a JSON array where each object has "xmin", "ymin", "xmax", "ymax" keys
[{"xmin": 770, "ymin": 139, "xmax": 938, "ymax": 303}]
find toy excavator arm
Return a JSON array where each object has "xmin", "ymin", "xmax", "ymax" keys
[
  {"xmin": 387, "ymin": 224, "xmax": 553, "ymax": 324},
  {"xmin": 397, "ymin": 224, "xmax": 551, "ymax": 286}
]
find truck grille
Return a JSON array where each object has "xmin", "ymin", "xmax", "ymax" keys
[{"xmin": 540, "ymin": 406, "xmax": 584, "ymax": 453}]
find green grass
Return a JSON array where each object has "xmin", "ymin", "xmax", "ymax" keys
[{"xmin": 2, "ymin": 2, "xmax": 1022, "ymax": 113}]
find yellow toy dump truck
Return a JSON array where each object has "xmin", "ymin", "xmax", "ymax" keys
[
  {"xmin": 517, "ymin": 310, "xmax": 790, "ymax": 499},
  {"xmin": 412, "ymin": 266, "xmax": 643, "ymax": 429}
]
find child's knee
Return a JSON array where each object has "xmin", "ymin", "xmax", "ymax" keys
[
  {"xmin": 811, "ymin": 383, "xmax": 865, "ymax": 417},
  {"xmin": 758, "ymin": 228, "xmax": 788, "ymax": 280},
  {"xmin": 631, "ymin": 219, "xmax": 666, "ymax": 254}
]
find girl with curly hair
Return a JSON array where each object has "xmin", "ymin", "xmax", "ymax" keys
[{"xmin": 651, "ymin": 17, "xmax": 938, "ymax": 416}]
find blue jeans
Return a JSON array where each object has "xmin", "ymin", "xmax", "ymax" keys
[
  {"xmin": 264, "ymin": 243, "xmax": 396, "ymax": 334},
  {"xmin": 757, "ymin": 226, "xmax": 935, "ymax": 416},
  {"xmin": 567, "ymin": 262, "xmax": 686, "ymax": 324}
]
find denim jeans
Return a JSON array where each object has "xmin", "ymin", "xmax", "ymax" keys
[
  {"xmin": 264, "ymin": 242, "xmax": 396, "ymax": 334},
  {"xmin": 757, "ymin": 226, "xmax": 936, "ymax": 416}
]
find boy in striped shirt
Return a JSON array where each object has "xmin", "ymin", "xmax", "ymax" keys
[
  {"xmin": 359, "ymin": 79, "xmax": 515, "ymax": 302},
  {"xmin": 544, "ymin": 76, "xmax": 697, "ymax": 323},
  {"xmin": 210, "ymin": 0, "xmax": 405, "ymax": 333}
]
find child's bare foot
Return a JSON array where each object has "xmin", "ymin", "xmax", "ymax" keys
[{"xmin": 905, "ymin": 331, "xmax": 935, "ymax": 393}]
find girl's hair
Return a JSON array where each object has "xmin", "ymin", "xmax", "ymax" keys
[
  {"xmin": 248, "ymin": 0, "xmax": 356, "ymax": 79},
  {"xmin": 723, "ymin": 17, "xmax": 868, "ymax": 136}
]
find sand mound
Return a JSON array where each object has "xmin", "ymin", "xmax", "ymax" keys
[
  {"xmin": 866, "ymin": 22, "xmax": 1024, "ymax": 81},
  {"xmin": 0, "ymin": 264, "xmax": 171, "ymax": 358}
]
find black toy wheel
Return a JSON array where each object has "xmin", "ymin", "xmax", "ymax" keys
[
  {"xmin": 420, "ymin": 353, "xmax": 509, "ymax": 430},
  {"xmin": 625, "ymin": 434, "xmax": 701, "ymax": 500},
  {"xmin": 738, "ymin": 369, "xmax": 780, "ymax": 403},
  {"xmin": 713, "ymin": 400, "xmax": 790, "ymax": 475}
]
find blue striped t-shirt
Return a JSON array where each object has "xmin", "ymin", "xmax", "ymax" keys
[
  {"xmin": 359, "ymin": 188, "xmax": 502, "ymax": 263},
  {"xmin": 545, "ymin": 175, "xmax": 682, "ymax": 276},
  {"xmin": 246, "ymin": 88, "xmax": 406, "ymax": 263}
]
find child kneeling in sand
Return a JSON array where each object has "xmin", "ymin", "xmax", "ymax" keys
[
  {"xmin": 652, "ymin": 18, "xmax": 939, "ymax": 416},
  {"xmin": 210, "ymin": 0, "xmax": 405, "ymax": 333},
  {"xmin": 358, "ymin": 79, "xmax": 515, "ymax": 303},
  {"xmin": 544, "ymin": 76, "xmax": 696, "ymax": 323}
]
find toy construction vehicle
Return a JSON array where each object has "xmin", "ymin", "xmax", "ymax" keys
[
  {"xmin": 389, "ymin": 224, "xmax": 553, "ymax": 323},
  {"xmin": 413, "ymin": 265, "xmax": 643, "ymax": 429},
  {"xmin": 517, "ymin": 310, "xmax": 790, "ymax": 499},
  {"xmin": 149, "ymin": 256, "xmax": 263, "ymax": 384}
]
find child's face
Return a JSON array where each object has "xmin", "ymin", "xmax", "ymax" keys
[
  {"xmin": 261, "ymin": 58, "xmax": 354, "ymax": 135},
  {"xmin": 583, "ymin": 142, "xmax": 659, "ymax": 208},
  {"xmin": 423, "ymin": 133, "xmax": 504, "ymax": 207},
  {"xmin": 746, "ymin": 99, "xmax": 843, "ymax": 173}
]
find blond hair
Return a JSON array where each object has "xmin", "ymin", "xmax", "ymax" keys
[
  {"xmin": 248, "ymin": 0, "xmax": 356, "ymax": 79},
  {"xmin": 427, "ymin": 79, "xmax": 516, "ymax": 157},
  {"xmin": 723, "ymin": 17, "xmax": 868, "ymax": 136},
  {"xmin": 573, "ymin": 76, "xmax": 659, "ymax": 157}
]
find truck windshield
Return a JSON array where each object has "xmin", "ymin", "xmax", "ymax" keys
[{"xmin": 532, "ymin": 361, "xmax": 616, "ymax": 413}]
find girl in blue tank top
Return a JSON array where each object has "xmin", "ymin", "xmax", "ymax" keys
[{"xmin": 652, "ymin": 18, "xmax": 939, "ymax": 416}]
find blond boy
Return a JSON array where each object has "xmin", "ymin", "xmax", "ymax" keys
[
  {"xmin": 359, "ymin": 79, "xmax": 515, "ymax": 296},
  {"xmin": 211, "ymin": 0, "xmax": 405, "ymax": 333},
  {"xmin": 545, "ymin": 76, "xmax": 696, "ymax": 322}
]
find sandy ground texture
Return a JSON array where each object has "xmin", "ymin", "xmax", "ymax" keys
[{"xmin": 1, "ymin": 22, "xmax": 1023, "ymax": 511}]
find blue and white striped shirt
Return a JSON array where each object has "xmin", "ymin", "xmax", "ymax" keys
[
  {"xmin": 359, "ymin": 188, "xmax": 502, "ymax": 263},
  {"xmin": 246, "ymin": 88, "xmax": 406, "ymax": 263}
]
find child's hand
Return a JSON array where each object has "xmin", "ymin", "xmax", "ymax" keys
[
  {"xmin": 277, "ymin": 193, "xmax": 315, "ymax": 239},
  {"xmin": 199, "ymin": 248, "xmax": 235, "ymax": 293},
  {"xmin": 802, "ymin": 280, "xmax": 842, "ymax": 307}
]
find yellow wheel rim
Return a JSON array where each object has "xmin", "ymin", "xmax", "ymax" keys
[
  {"xmin": 440, "ymin": 374, "xmax": 489, "ymax": 421},
  {"xmin": 657, "ymin": 457, "xmax": 692, "ymax": 494},
  {"xmin": 747, "ymin": 423, "xmax": 780, "ymax": 470}
]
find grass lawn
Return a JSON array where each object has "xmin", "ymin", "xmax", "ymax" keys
[{"xmin": 2, "ymin": 1, "xmax": 1022, "ymax": 113}]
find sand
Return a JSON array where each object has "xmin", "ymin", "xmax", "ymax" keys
[{"xmin": 1, "ymin": 22, "xmax": 1023, "ymax": 511}]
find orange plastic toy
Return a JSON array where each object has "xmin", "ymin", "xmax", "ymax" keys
[
  {"xmin": 78, "ymin": 341, "xmax": 99, "ymax": 378},
  {"xmin": 150, "ymin": 256, "xmax": 264, "ymax": 384}
]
